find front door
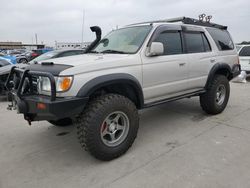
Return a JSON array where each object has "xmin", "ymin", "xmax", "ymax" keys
[{"xmin": 141, "ymin": 29, "xmax": 189, "ymax": 103}]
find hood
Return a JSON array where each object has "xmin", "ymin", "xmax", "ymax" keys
[{"xmin": 40, "ymin": 53, "xmax": 137, "ymax": 75}]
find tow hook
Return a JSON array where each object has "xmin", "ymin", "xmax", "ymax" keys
[
  {"xmin": 27, "ymin": 120, "xmax": 32, "ymax": 126},
  {"xmin": 24, "ymin": 115, "xmax": 32, "ymax": 126}
]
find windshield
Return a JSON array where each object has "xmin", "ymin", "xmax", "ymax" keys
[
  {"xmin": 92, "ymin": 25, "xmax": 152, "ymax": 54},
  {"xmin": 29, "ymin": 51, "xmax": 59, "ymax": 64},
  {"xmin": 239, "ymin": 46, "xmax": 250, "ymax": 56}
]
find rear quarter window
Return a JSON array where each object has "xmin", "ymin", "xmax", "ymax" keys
[
  {"xmin": 239, "ymin": 46, "xmax": 250, "ymax": 56},
  {"xmin": 206, "ymin": 28, "xmax": 234, "ymax": 51}
]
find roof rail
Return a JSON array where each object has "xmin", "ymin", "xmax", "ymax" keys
[{"xmin": 128, "ymin": 16, "xmax": 227, "ymax": 30}]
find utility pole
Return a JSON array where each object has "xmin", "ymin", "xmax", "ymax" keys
[
  {"xmin": 81, "ymin": 10, "xmax": 85, "ymax": 48},
  {"xmin": 35, "ymin": 33, "xmax": 38, "ymax": 45}
]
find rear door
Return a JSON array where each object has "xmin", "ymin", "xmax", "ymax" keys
[{"xmin": 182, "ymin": 28, "xmax": 215, "ymax": 89}]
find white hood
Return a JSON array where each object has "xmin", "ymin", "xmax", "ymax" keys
[{"xmin": 41, "ymin": 53, "xmax": 139, "ymax": 75}]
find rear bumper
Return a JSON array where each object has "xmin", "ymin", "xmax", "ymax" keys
[{"xmin": 10, "ymin": 92, "xmax": 88, "ymax": 121}]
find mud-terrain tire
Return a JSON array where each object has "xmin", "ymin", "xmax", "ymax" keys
[
  {"xmin": 75, "ymin": 94, "xmax": 139, "ymax": 161},
  {"xmin": 200, "ymin": 75, "xmax": 230, "ymax": 115}
]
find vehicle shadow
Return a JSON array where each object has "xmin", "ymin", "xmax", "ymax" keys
[
  {"xmin": 29, "ymin": 97, "xmax": 208, "ymax": 164},
  {"xmin": 1, "ymin": 97, "xmax": 214, "ymax": 187}
]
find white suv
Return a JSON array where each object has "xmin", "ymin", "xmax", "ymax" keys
[
  {"xmin": 238, "ymin": 45, "xmax": 250, "ymax": 73},
  {"xmin": 6, "ymin": 17, "xmax": 241, "ymax": 160}
]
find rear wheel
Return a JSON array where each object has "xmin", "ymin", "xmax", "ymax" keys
[
  {"xmin": 48, "ymin": 118, "xmax": 72, "ymax": 127},
  {"xmin": 75, "ymin": 94, "xmax": 139, "ymax": 161},
  {"xmin": 200, "ymin": 75, "xmax": 230, "ymax": 114}
]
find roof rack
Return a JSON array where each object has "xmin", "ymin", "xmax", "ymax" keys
[{"xmin": 128, "ymin": 16, "xmax": 227, "ymax": 30}]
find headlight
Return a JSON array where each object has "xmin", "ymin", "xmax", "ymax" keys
[
  {"xmin": 38, "ymin": 76, "xmax": 73, "ymax": 93},
  {"xmin": 38, "ymin": 77, "xmax": 51, "ymax": 92}
]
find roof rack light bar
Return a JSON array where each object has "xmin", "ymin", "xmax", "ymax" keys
[{"xmin": 129, "ymin": 16, "xmax": 227, "ymax": 30}]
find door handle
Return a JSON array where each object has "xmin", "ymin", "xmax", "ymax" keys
[
  {"xmin": 179, "ymin": 63, "xmax": 186, "ymax": 66},
  {"xmin": 210, "ymin": 59, "xmax": 216, "ymax": 63}
]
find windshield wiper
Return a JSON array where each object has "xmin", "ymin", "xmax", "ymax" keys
[{"xmin": 100, "ymin": 50, "xmax": 127, "ymax": 54}]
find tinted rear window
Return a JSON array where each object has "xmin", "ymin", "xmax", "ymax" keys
[
  {"xmin": 202, "ymin": 34, "xmax": 211, "ymax": 52},
  {"xmin": 207, "ymin": 28, "xmax": 234, "ymax": 51},
  {"xmin": 184, "ymin": 32, "xmax": 209, "ymax": 53},
  {"xmin": 239, "ymin": 46, "xmax": 250, "ymax": 56}
]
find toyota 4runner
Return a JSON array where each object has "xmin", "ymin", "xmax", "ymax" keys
[{"xmin": 6, "ymin": 16, "xmax": 241, "ymax": 161}]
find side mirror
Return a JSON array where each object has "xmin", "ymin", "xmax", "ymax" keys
[{"xmin": 147, "ymin": 42, "xmax": 164, "ymax": 56}]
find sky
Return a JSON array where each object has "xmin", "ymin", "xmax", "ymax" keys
[{"xmin": 0, "ymin": 0, "xmax": 249, "ymax": 46}]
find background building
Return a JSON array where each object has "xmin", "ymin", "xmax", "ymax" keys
[
  {"xmin": 0, "ymin": 42, "xmax": 45, "ymax": 50},
  {"xmin": 55, "ymin": 42, "xmax": 91, "ymax": 50},
  {"xmin": 0, "ymin": 42, "xmax": 23, "ymax": 49}
]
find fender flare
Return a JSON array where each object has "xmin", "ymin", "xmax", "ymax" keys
[
  {"xmin": 205, "ymin": 63, "xmax": 233, "ymax": 89},
  {"xmin": 76, "ymin": 73, "xmax": 144, "ymax": 108}
]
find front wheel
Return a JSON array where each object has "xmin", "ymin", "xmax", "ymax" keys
[
  {"xmin": 200, "ymin": 75, "xmax": 230, "ymax": 115},
  {"xmin": 75, "ymin": 94, "xmax": 139, "ymax": 161}
]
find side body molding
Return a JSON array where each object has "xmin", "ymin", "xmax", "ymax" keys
[
  {"xmin": 76, "ymin": 73, "xmax": 144, "ymax": 108},
  {"xmin": 205, "ymin": 63, "xmax": 233, "ymax": 89}
]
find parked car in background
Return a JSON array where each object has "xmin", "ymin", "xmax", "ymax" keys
[
  {"xmin": 236, "ymin": 45, "xmax": 243, "ymax": 52},
  {"xmin": 0, "ymin": 58, "xmax": 12, "ymax": 95},
  {"xmin": 29, "ymin": 49, "xmax": 85, "ymax": 64},
  {"xmin": 238, "ymin": 45, "xmax": 250, "ymax": 74},
  {"xmin": 30, "ymin": 48, "xmax": 53, "ymax": 60},
  {"xmin": 0, "ymin": 57, "xmax": 11, "ymax": 67},
  {"xmin": 0, "ymin": 52, "xmax": 17, "ymax": 64},
  {"xmin": 0, "ymin": 49, "xmax": 85, "ymax": 96},
  {"xmin": 14, "ymin": 51, "xmax": 34, "ymax": 64}
]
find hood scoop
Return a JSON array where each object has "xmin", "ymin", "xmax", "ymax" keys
[
  {"xmin": 41, "ymin": 62, "xmax": 54, "ymax": 66},
  {"xmin": 26, "ymin": 63, "xmax": 73, "ymax": 76}
]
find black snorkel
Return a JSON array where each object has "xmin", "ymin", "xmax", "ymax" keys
[{"xmin": 84, "ymin": 26, "xmax": 102, "ymax": 53}]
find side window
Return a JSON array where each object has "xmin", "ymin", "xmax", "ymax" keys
[
  {"xmin": 184, "ymin": 32, "xmax": 205, "ymax": 53},
  {"xmin": 206, "ymin": 28, "xmax": 234, "ymax": 51},
  {"xmin": 154, "ymin": 31, "xmax": 182, "ymax": 55},
  {"xmin": 239, "ymin": 46, "xmax": 250, "ymax": 56},
  {"xmin": 202, "ymin": 34, "xmax": 211, "ymax": 52}
]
